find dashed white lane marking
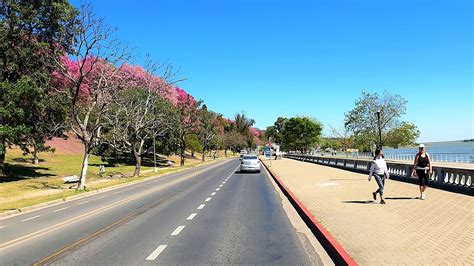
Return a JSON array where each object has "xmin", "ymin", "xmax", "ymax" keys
[
  {"xmin": 97, "ymin": 195, "xmax": 107, "ymax": 199},
  {"xmin": 77, "ymin": 200, "xmax": 89, "ymax": 205},
  {"xmin": 205, "ymin": 197, "xmax": 211, "ymax": 202},
  {"xmin": 53, "ymin": 207, "xmax": 69, "ymax": 213},
  {"xmin": 222, "ymin": 181, "xmax": 226, "ymax": 184},
  {"xmin": 146, "ymin": 245, "xmax": 167, "ymax": 261},
  {"xmin": 0, "ymin": 226, "xmax": 5, "ymax": 229},
  {"xmin": 21, "ymin": 215, "xmax": 41, "ymax": 222},
  {"xmin": 211, "ymin": 192, "xmax": 216, "ymax": 196},
  {"xmin": 171, "ymin": 225, "xmax": 185, "ymax": 236},
  {"xmin": 197, "ymin": 204, "xmax": 205, "ymax": 210},
  {"xmin": 112, "ymin": 191, "xmax": 121, "ymax": 194},
  {"xmin": 186, "ymin": 213, "xmax": 197, "ymax": 220},
  {"xmin": 215, "ymin": 188, "xmax": 220, "ymax": 191},
  {"xmin": 219, "ymin": 184, "xmax": 223, "ymax": 187}
]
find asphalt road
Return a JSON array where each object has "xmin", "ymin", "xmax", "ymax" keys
[{"xmin": 0, "ymin": 159, "xmax": 327, "ymax": 265}]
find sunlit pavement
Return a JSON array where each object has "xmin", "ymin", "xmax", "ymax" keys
[{"xmin": 263, "ymin": 158, "xmax": 474, "ymax": 265}]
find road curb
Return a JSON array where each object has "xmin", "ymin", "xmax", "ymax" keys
[
  {"xmin": 260, "ymin": 159, "xmax": 357, "ymax": 266},
  {"xmin": 0, "ymin": 158, "xmax": 231, "ymax": 220}
]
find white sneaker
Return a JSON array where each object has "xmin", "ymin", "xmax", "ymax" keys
[{"xmin": 421, "ymin": 193, "xmax": 425, "ymax": 200}]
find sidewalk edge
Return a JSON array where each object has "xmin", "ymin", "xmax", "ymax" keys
[{"xmin": 260, "ymin": 159, "xmax": 357, "ymax": 266}]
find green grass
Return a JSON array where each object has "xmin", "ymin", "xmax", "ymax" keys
[{"xmin": 0, "ymin": 148, "xmax": 231, "ymax": 212}]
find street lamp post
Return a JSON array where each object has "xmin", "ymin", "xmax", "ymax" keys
[{"xmin": 376, "ymin": 109, "xmax": 382, "ymax": 149}]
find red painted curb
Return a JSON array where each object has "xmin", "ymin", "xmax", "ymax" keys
[{"xmin": 261, "ymin": 159, "xmax": 357, "ymax": 266}]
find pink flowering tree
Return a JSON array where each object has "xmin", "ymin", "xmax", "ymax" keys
[
  {"xmin": 53, "ymin": 3, "xmax": 130, "ymax": 190},
  {"xmin": 169, "ymin": 87, "xmax": 202, "ymax": 166}
]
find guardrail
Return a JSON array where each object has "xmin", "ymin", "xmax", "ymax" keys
[
  {"xmin": 311, "ymin": 152, "xmax": 473, "ymax": 163},
  {"xmin": 285, "ymin": 154, "xmax": 473, "ymax": 195}
]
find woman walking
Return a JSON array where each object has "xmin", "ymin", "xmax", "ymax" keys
[
  {"xmin": 369, "ymin": 149, "xmax": 390, "ymax": 204},
  {"xmin": 412, "ymin": 144, "xmax": 432, "ymax": 200}
]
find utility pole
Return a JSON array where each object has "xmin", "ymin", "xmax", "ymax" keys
[{"xmin": 376, "ymin": 109, "xmax": 382, "ymax": 149}]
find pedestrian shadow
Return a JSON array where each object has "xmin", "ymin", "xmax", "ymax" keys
[
  {"xmin": 342, "ymin": 200, "xmax": 375, "ymax": 204},
  {"xmin": 384, "ymin": 196, "xmax": 419, "ymax": 200}
]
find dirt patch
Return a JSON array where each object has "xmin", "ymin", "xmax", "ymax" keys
[{"xmin": 46, "ymin": 134, "xmax": 84, "ymax": 154}]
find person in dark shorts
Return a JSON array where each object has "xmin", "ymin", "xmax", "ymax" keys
[{"xmin": 412, "ymin": 144, "xmax": 432, "ymax": 200}]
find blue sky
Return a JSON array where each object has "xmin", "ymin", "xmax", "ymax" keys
[{"xmin": 78, "ymin": 0, "xmax": 472, "ymax": 142}]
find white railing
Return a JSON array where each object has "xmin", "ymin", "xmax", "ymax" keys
[
  {"xmin": 286, "ymin": 154, "xmax": 473, "ymax": 193},
  {"xmin": 311, "ymin": 152, "xmax": 473, "ymax": 163}
]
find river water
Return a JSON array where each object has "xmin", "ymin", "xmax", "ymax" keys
[{"xmin": 383, "ymin": 141, "xmax": 474, "ymax": 163}]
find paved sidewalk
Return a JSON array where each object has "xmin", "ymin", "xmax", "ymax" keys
[{"xmin": 263, "ymin": 158, "xmax": 474, "ymax": 265}]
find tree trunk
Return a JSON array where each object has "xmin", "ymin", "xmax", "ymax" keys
[
  {"xmin": 180, "ymin": 150, "xmax": 185, "ymax": 166},
  {"xmin": 202, "ymin": 148, "xmax": 205, "ymax": 162},
  {"xmin": 224, "ymin": 149, "xmax": 227, "ymax": 158},
  {"xmin": 133, "ymin": 141, "xmax": 145, "ymax": 177},
  {"xmin": 180, "ymin": 137, "xmax": 185, "ymax": 166},
  {"xmin": 133, "ymin": 151, "xmax": 141, "ymax": 177},
  {"xmin": 33, "ymin": 142, "xmax": 39, "ymax": 164},
  {"xmin": 0, "ymin": 140, "xmax": 6, "ymax": 177},
  {"xmin": 77, "ymin": 148, "xmax": 90, "ymax": 190}
]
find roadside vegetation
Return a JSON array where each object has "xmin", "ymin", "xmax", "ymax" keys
[
  {"xmin": 0, "ymin": 1, "xmax": 257, "ymax": 211},
  {"xmin": 265, "ymin": 91, "xmax": 420, "ymax": 153}
]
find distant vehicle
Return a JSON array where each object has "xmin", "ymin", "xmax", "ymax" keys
[
  {"xmin": 240, "ymin": 155, "xmax": 261, "ymax": 173},
  {"xmin": 240, "ymin": 150, "xmax": 248, "ymax": 158}
]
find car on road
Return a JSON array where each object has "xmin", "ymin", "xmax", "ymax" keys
[
  {"xmin": 240, "ymin": 149, "xmax": 248, "ymax": 158},
  {"xmin": 240, "ymin": 155, "xmax": 261, "ymax": 173}
]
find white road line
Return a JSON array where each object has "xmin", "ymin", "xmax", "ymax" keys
[
  {"xmin": 77, "ymin": 200, "xmax": 89, "ymax": 205},
  {"xmin": 171, "ymin": 225, "xmax": 185, "ymax": 236},
  {"xmin": 205, "ymin": 197, "xmax": 211, "ymax": 202},
  {"xmin": 146, "ymin": 245, "xmax": 167, "ymax": 261},
  {"xmin": 215, "ymin": 188, "xmax": 220, "ymax": 191},
  {"xmin": 21, "ymin": 215, "xmax": 41, "ymax": 222},
  {"xmin": 97, "ymin": 195, "xmax": 107, "ymax": 199},
  {"xmin": 219, "ymin": 185, "xmax": 223, "ymax": 187},
  {"xmin": 197, "ymin": 204, "xmax": 205, "ymax": 210},
  {"xmin": 112, "ymin": 191, "xmax": 121, "ymax": 194},
  {"xmin": 222, "ymin": 181, "xmax": 226, "ymax": 184},
  {"xmin": 211, "ymin": 192, "xmax": 216, "ymax": 196},
  {"xmin": 0, "ymin": 226, "xmax": 5, "ymax": 229},
  {"xmin": 186, "ymin": 213, "xmax": 197, "ymax": 220},
  {"xmin": 53, "ymin": 207, "xmax": 69, "ymax": 213}
]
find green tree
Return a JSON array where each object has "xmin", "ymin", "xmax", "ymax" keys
[
  {"xmin": 222, "ymin": 131, "xmax": 247, "ymax": 154},
  {"xmin": 233, "ymin": 112, "xmax": 256, "ymax": 148},
  {"xmin": 281, "ymin": 117, "xmax": 323, "ymax": 152},
  {"xmin": 19, "ymin": 93, "xmax": 69, "ymax": 164},
  {"xmin": 344, "ymin": 91, "xmax": 409, "ymax": 151},
  {"xmin": 385, "ymin": 122, "xmax": 420, "ymax": 148},
  {"xmin": 0, "ymin": 0, "xmax": 76, "ymax": 176},
  {"xmin": 198, "ymin": 105, "xmax": 218, "ymax": 162},
  {"xmin": 265, "ymin": 117, "xmax": 288, "ymax": 144},
  {"xmin": 186, "ymin": 134, "xmax": 203, "ymax": 157}
]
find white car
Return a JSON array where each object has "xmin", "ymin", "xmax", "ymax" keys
[
  {"xmin": 240, "ymin": 155, "xmax": 261, "ymax": 173},
  {"xmin": 240, "ymin": 150, "xmax": 248, "ymax": 158}
]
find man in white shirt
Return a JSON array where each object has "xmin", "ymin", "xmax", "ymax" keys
[{"xmin": 369, "ymin": 149, "xmax": 390, "ymax": 204}]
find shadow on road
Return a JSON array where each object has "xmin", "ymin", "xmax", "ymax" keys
[{"xmin": 234, "ymin": 170, "xmax": 261, "ymax": 175}]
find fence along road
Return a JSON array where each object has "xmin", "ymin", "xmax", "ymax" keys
[{"xmin": 286, "ymin": 154, "xmax": 473, "ymax": 195}]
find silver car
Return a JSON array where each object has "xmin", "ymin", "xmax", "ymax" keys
[{"xmin": 240, "ymin": 155, "xmax": 261, "ymax": 173}]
